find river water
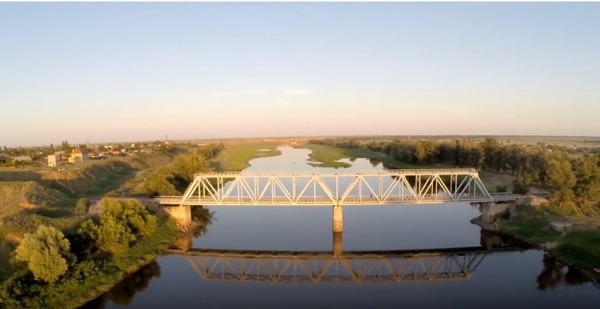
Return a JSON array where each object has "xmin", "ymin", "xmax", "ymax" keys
[{"xmin": 84, "ymin": 146, "xmax": 599, "ymax": 308}]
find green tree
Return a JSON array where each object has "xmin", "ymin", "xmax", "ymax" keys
[
  {"xmin": 545, "ymin": 154, "xmax": 578, "ymax": 213},
  {"xmin": 512, "ymin": 169, "xmax": 534, "ymax": 194},
  {"xmin": 79, "ymin": 199, "xmax": 158, "ymax": 257},
  {"xmin": 415, "ymin": 141, "xmax": 438, "ymax": 164},
  {"xmin": 571, "ymin": 155, "xmax": 600, "ymax": 211},
  {"xmin": 172, "ymin": 151, "xmax": 211, "ymax": 183},
  {"xmin": 61, "ymin": 140, "xmax": 71, "ymax": 152},
  {"xmin": 74, "ymin": 198, "xmax": 90, "ymax": 214},
  {"xmin": 15, "ymin": 225, "xmax": 75, "ymax": 283},
  {"xmin": 142, "ymin": 171, "xmax": 180, "ymax": 196}
]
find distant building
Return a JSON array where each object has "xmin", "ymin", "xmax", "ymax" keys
[
  {"xmin": 68, "ymin": 149, "xmax": 86, "ymax": 164},
  {"xmin": 48, "ymin": 154, "xmax": 59, "ymax": 167}
]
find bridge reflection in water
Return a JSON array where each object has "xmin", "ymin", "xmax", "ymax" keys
[{"xmin": 166, "ymin": 230, "xmax": 529, "ymax": 284}]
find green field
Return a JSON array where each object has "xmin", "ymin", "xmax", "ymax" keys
[{"xmin": 208, "ymin": 140, "xmax": 281, "ymax": 171}]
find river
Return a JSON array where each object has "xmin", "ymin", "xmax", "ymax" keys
[{"xmin": 83, "ymin": 146, "xmax": 599, "ymax": 308}]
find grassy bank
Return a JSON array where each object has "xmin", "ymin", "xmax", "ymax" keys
[
  {"xmin": 294, "ymin": 143, "xmax": 424, "ymax": 169},
  {"xmin": 497, "ymin": 206, "xmax": 600, "ymax": 274},
  {"xmin": 0, "ymin": 213, "xmax": 181, "ymax": 309},
  {"xmin": 209, "ymin": 140, "xmax": 281, "ymax": 171}
]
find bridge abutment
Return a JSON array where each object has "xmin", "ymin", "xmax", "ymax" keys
[
  {"xmin": 163, "ymin": 205, "xmax": 192, "ymax": 229},
  {"xmin": 480, "ymin": 202, "xmax": 511, "ymax": 224},
  {"xmin": 332, "ymin": 205, "xmax": 343, "ymax": 233}
]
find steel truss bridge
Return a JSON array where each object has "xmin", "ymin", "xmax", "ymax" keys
[
  {"xmin": 166, "ymin": 246, "xmax": 520, "ymax": 284},
  {"xmin": 157, "ymin": 168, "xmax": 520, "ymax": 206}
]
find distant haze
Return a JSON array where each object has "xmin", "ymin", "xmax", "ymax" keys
[{"xmin": 1, "ymin": 3, "xmax": 599, "ymax": 146}]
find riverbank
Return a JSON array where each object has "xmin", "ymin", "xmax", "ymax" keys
[
  {"xmin": 0, "ymin": 212, "xmax": 181, "ymax": 309},
  {"xmin": 472, "ymin": 205, "xmax": 600, "ymax": 280}
]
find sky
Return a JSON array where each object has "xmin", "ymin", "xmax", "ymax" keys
[{"xmin": 1, "ymin": 2, "xmax": 599, "ymax": 146}]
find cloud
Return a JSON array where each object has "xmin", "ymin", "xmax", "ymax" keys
[
  {"xmin": 210, "ymin": 91, "xmax": 270, "ymax": 97},
  {"xmin": 284, "ymin": 89, "xmax": 312, "ymax": 96}
]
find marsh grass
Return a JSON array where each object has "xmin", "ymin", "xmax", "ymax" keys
[{"xmin": 294, "ymin": 143, "xmax": 428, "ymax": 169}]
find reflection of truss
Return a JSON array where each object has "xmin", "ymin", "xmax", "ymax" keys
[
  {"xmin": 158, "ymin": 169, "xmax": 519, "ymax": 206},
  {"xmin": 171, "ymin": 247, "xmax": 515, "ymax": 284}
]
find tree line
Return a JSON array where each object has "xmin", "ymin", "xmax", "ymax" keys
[
  {"xmin": 311, "ymin": 138, "xmax": 600, "ymax": 215},
  {"xmin": 142, "ymin": 143, "xmax": 224, "ymax": 196}
]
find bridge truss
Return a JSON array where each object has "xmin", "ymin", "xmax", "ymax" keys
[
  {"xmin": 172, "ymin": 247, "xmax": 510, "ymax": 284},
  {"xmin": 159, "ymin": 168, "xmax": 519, "ymax": 206}
]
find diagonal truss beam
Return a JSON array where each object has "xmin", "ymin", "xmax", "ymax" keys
[
  {"xmin": 157, "ymin": 169, "xmax": 511, "ymax": 206},
  {"xmin": 184, "ymin": 252, "xmax": 490, "ymax": 284}
]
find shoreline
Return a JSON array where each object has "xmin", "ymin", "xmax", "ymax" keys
[
  {"xmin": 0, "ymin": 216, "xmax": 182, "ymax": 309},
  {"xmin": 471, "ymin": 216, "xmax": 600, "ymax": 282}
]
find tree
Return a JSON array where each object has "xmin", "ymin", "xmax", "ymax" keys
[
  {"xmin": 74, "ymin": 198, "xmax": 90, "ymax": 214},
  {"xmin": 571, "ymin": 155, "xmax": 600, "ymax": 211},
  {"xmin": 545, "ymin": 154, "xmax": 578, "ymax": 213},
  {"xmin": 15, "ymin": 225, "xmax": 75, "ymax": 283},
  {"xmin": 414, "ymin": 141, "xmax": 438, "ymax": 164},
  {"xmin": 142, "ymin": 171, "xmax": 180, "ymax": 196},
  {"xmin": 61, "ymin": 140, "xmax": 71, "ymax": 152},
  {"xmin": 78, "ymin": 199, "xmax": 158, "ymax": 257},
  {"xmin": 172, "ymin": 151, "xmax": 211, "ymax": 183}
]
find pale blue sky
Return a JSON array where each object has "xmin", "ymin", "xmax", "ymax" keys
[{"xmin": 1, "ymin": 2, "xmax": 599, "ymax": 146}]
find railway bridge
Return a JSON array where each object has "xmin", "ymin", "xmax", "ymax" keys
[{"xmin": 157, "ymin": 168, "xmax": 521, "ymax": 231}]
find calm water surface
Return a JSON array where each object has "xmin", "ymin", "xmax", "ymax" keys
[{"xmin": 85, "ymin": 146, "xmax": 599, "ymax": 309}]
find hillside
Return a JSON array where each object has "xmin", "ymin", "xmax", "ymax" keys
[{"xmin": 0, "ymin": 181, "xmax": 72, "ymax": 218}]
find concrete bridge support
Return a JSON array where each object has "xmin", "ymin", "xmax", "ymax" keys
[
  {"xmin": 480, "ymin": 229, "xmax": 505, "ymax": 250},
  {"xmin": 332, "ymin": 205, "xmax": 343, "ymax": 233},
  {"xmin": 163, "ymin": 205, "xmax": 192, "ymax": 229},
  {"xmin": 480, "ymin": 202, "xmax": 511, "ymax": 224},
  {"xmin": 172, "ymin": 232, "xmax": 193, "ymax": 252},
  {"xmin": 332, "ymin": 231, "xmax": 343, "ymax": 258}
]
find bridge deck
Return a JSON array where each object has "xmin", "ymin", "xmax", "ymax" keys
[{"xmin": 157, "ymin": 193, "xmax": 519, "ymax": 206}]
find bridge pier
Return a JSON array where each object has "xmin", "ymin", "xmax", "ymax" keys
[
  {"xmin": 333, "ymin": 231, "xmax": 343, "ymax": 257},
  {"xmin": 480, "ymin": 202, "xmax": 511, "ymax": 224},
  {"xmin": 172, "ymin": 232, "xmax": 193, "ymax": 252},
  {"xmin": 163, "ymin": 205, "xmax": 192, "ymax": 229},
  {"xmin": 332, "ymin": 205, "xmax": 343, "ymax": 233}
]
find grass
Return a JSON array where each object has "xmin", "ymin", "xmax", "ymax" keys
[
  {"xmin": 554, "ymin": 230, "xmax": 600, "ymax": 270},
  {"xmin": 498, "ymin": 205, "xmax": 600, "ymax": 272},
  {"xmin": 209, "ymin": 140, "xmax": 281, "ymax": 171},
  {"xmin": 0, "ymin": 182, "xmax": 75, "ymax": 219},
  {"xmin": 293, "ymin": 143, "xmax": 431, "ymax": 169},
  {"xmin": 500, "ymin": 213, "xmax": 561, "ymax": 244}
]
